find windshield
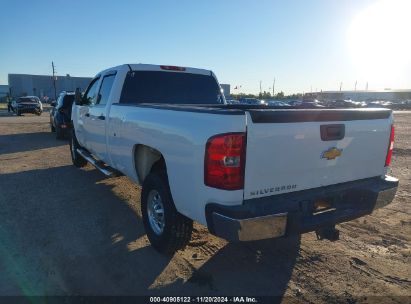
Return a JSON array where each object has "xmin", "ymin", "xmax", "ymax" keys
[
  {"xmin": 18, "ymin": 97, "xmax": 39, "ymax": 103},
  {"xmin": 120, "ymin": 71, "xmax": 223, "ymax": 105}
]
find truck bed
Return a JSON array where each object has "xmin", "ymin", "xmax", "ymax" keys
[{"xmin": 113, "ymin": 102, "xmax": 391, "ymax": 121}]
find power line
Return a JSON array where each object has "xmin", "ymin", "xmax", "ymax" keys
[{"xmin": 52, "ymin": 61, "xmax": 57, "ymax": 101}]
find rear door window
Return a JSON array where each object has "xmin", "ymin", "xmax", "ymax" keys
[{"xmin": 119, "ymin": 71, "xmax": 223, "ymax": 105}]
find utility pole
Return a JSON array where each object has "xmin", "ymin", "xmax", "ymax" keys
[
  {"xmin": 52, "ymin": 61, "xmax": 57, "ymax": 101},
  {"xmin": 355, "ymin": 80, "xmax": 357, "ymax": 91},
  {"xmin": 259, "ymin": 81, "xmax": 262, "ymax": 95},
  {"xmin": 272, "ymin": 77, "xmax": 275, "ymax": 97},
  {"xmin": 339, "ymin": 82, "xmax": 343, "ymax": 92},
  {"xmin": 365, "ymin": 82, "xmax": 368, "ymax": 91}
]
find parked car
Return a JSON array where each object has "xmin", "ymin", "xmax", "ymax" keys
[
  {"xmin": 12, "ymin": 96, "xmax": 43, "ymax": 116},
  {"xmin": 239, "ymin": 98, "xmax": 265, "ymax": 105},
  {"xmin": 50, "ymin": 91, "xmax": 75, "ymax": 139},
  {"xmin": 266, "ymin": 99, "xmax": 290, "ymax": 107},
  {"xmin": 70, "ymin": 64, "xmax": 398, "ymax": 254}
]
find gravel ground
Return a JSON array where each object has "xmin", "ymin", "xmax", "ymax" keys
[{"xmin": 0, "ymin": 110, "xmax": 409, "ymax": 302}]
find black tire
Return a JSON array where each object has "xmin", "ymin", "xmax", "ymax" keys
[
  {"xmin": 50, "ymin": 123, "xmax": 56, "ymax": 132},
  {"xmin": 141, "ymin": 172, "xmax": 193, "ymax": 255},
  {"xmin": 70, "ymin": 130, "xmax": 87, "ymax": 168},
  {"xmin": 56, "ymin": 126, "xmax": 63, "ymax": 139}
]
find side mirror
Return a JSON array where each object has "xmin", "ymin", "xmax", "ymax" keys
[
  {"xmin": 75, "ymin": 92, "xmax": 83, "ymax": 105},
  {"xmin": 50, "ymin": 101, "xmax": 56, "ymax": 107}
]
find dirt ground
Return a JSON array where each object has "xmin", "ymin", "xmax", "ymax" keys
[{"xmin": 0, "ymin": 109, "xmax": 409, "ymax": 303}]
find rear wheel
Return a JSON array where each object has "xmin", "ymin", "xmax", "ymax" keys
[
  {"xmin": 70, "ymin": 130, "xmax": 87, "ymax": 168},
  {"xmin": 141, "ymin": 172, "xmax": 193, "ymax": 255}
]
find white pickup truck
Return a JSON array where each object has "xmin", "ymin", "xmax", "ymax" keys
[{"xmin": 70, "ymin": 64, "xmax": 398, "ymax": 254}]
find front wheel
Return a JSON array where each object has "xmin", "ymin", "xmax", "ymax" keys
[
  {"xmin": 141, "ymin": 172, "xmax": 193, "ymax": 255},
  {"xmin": 69, "ymin": 130, "xmax": 87, "ymax": 168}
]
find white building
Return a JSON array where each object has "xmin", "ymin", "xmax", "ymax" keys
[
  {"xmin": 8, "ymin": 74, "xmax": 92, "ymax": 100},
  {"xmin": 316, "ymin": 89, "xmax": 411, "ymax": 101}
]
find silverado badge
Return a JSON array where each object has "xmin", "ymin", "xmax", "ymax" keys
[{"xmin": 322, "ymin": 147, "xmax": 342, "ymax": 160}]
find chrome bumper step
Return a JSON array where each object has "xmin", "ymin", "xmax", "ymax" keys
[{"xmin": 76, "ymin": 148, "xmax": 120, "ymax": 177}]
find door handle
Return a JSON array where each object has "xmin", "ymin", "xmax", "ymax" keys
[
  {"xmin": 320, "ymin": 124, "xmax": 345, "ymax": 141},
  {"xmin": 85, "ymin": 113, "xmax": 90, "ymax": 117},
  {"xmin": 98, "ymin": 115, "xmax": 105, "ymax": 120}
]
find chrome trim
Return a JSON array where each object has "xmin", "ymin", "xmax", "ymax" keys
[
  {"xmin": 76, "ymin": 148, "xmax": 116, "ymax": 177},
  {"xmin": 373, "ymin": 186, "xmax": 398, "ymax": 210},
  {"xmin": 212, "ymin": 212, "xmax": 287, "ymax": 242}
]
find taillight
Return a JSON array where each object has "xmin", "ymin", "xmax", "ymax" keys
[
  {"xmin": 385, "ymin": 125, "xmax": 394, "ymax": 167},
  {"xmin": 160, "ymin": 65, "xmax": 186, "ymax": 71},
  {"xmin": 204, "ymin": 133, "xmax": 246, "ymax": 190}
]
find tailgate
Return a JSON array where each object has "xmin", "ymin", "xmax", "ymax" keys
[{"xmin": 244, "ymin": 108, "xmax": 392, "ymax": 200}]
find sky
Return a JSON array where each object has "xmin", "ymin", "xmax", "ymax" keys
[{"xmin": 0, "ymin": 0, "xmax": 410, "ymax": 94}]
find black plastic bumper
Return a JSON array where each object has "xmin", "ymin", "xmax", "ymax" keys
[{"xmin": 205, "ymin": 176, "xmax": 398, "ymax": 242}]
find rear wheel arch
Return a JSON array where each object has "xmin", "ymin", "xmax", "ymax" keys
[{"xmin": 133, "ymin": 144, "xmax": 169, "ymax": 184}]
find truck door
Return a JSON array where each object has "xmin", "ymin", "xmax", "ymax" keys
[
  {"xmin": 76, "ymin": 76, "xmax": 100, "ymax": 150},
  {"xmin": 86, "ymin": 71, "xmax": 116, "ymax": 161}
]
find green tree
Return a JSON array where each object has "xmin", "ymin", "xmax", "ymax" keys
[{"xmin": 275, "ymin": 91, "xmax": 285, "ymax": 99}]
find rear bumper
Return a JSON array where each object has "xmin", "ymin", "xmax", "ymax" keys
[{"xmin": 205, "ymin": 175, "xmax": 398, "ymax": 242}]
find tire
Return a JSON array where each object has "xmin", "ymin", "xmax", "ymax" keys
[
  {"xmin": 70, "ymin": 130, "xmax": 87, "ymax": 168},
  {"xmin": 141, "ymin": 172, "xmax": 193, "ymax": 255},
  {"xmin": 50, "ymin": 123, "xmax": 55, "ymax": 132}
]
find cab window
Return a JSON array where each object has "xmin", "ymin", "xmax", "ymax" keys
[
  {"xmin": 83, "ymin": 77, "xmax": 100, "ymax": 105},
  {"xmin": 97, "ymin": 74, "xmax": 116, "ymax": 105}
]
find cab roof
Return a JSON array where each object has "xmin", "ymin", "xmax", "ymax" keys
[{"xmin": 98, "ymin": 64, "xmax": 213, "ymax": 77}]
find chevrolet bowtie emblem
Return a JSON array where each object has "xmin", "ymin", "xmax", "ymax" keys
[{"xmin": 322, "ymin": 147, "xmax": 342, "ymax": 160}]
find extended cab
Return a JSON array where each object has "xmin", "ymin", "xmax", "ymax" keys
[{"xmin": 71, "ymin": 64, "xmax": 398, "ymax": 254}]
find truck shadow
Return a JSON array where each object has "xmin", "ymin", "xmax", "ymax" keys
[
  {"xmin": 158, "ymin": 237, "xmax": 300, "ymax": 297},
  {"xmin": 0, "ymin": 166, "xmax": 171, "ymax": 295},
  {"xmin": 0, "ymin": 165, "xmax": 299, "ymax": 297},
  {"xmin": 0, "ymin": 132, "xmax": 67, "ymax": 154}
]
